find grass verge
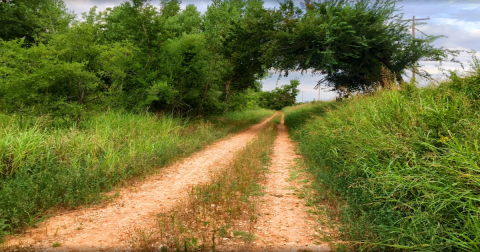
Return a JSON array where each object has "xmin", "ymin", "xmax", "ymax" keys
[
  {"xmin": 283, "ymin": 58, "xmax": 480, "ymax": 251},
  {"xmin": 0, "ymin": 108, "xmax": 274, "ymax": 240},
  {"xmin": 133, "ymin": 113, "xmax": 280, "ymax": 251},
  {"xmin": 287, "ymin": 157, "xmax": 348, "ymax": 250}
]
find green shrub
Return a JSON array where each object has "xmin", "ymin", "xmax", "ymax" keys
[
  {"xmin": 0, "ymin": 109, "xmax": 274, "ymax": 237},
  {"xmin": 284, "ymin": 61, "xmax": 480, "ymax": 251}
]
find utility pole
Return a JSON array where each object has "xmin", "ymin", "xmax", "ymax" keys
[
  {"xmin": 401, "ymin": 15, "xmax": 430, "ymax": 81},
  {"xmin": 302, "ymin": 90, "xmax": 303, "ymax": 103},
  {"xmin": 318, "ymin": 86, "xmax": 320, "ymax": 102}
]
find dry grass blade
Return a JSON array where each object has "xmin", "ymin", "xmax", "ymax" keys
[{"xmin": 133, "ymin": 114, "xmax": 281, "ymax": 251}]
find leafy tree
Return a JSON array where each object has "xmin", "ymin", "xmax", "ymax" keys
[
  {"xmin": 228, "ymin": 81, "xmax": 263, "ymax": 111},
  {"xmin": 100, "ymin": 1, "xmax": 164, "ymax": 112},
  {"xmin": 160, "ymin": 0, "xmax": 181, "ymax": 18},
  {"xmin": 0, "ymin": 0, "xmax": 73, "ymax": 45},
  {"xmin": 0, "ymin": 0, "xmax": 450, "ymax": 119},
  {"xmin": 259, "ymin": 79, "xmax": 300, "ymax": 110},
  {"xmin": 271, "ymin": 0, "xmax": 448, "ymax": 94},
  {"xmin": 102, "ymin": 0, "xmax": 160, "ymax": 64},
  {"xmin": 204, "ymin": 0, "xmax": 276, "ymax": 110},
  {"xmin": 0, "ymin": 8, "xmax": 135, "ymax": 124},
  {"xmin": 163, "ymin": 4, "xmax": 202, "ymax": 36},
  {"xmin": 156, "ymin": 33, "xmax": 211, "ymax": 114}
]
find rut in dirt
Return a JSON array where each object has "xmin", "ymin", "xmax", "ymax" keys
[
  {"xmin": 218, "ymin": 113, "xmax": 331, "ymax": 252},
  {"xmin": 5, "ymin": 113, "xmax": 277, "ymax": 252}
]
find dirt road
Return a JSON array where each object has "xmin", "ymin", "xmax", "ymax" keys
[
  {"xmin": 5, "ymin": 112, "xmax": 333, "ymax": 251},
  {"xmin": 250, "ymin": 113, "xmax": 330, "ymax": 251},
  {"xmin": 6, "ymin": 113, "xmax": 277, "ymax": 251},
  {"xmin": 218, "ymin": 113, "xmax": 331, "ymax": 252}
]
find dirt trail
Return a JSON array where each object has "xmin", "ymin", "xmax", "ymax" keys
[
  {"xmin": 5, "ymin": 113, "xmax": 277, "ymax": 252},
  {"xmin": 243, "ymin": 113, "xmax": 330, "ymax": 251}
]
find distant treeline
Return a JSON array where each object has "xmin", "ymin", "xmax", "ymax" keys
[{"xmin": 0, "ymin": 0, "xmax": 448, "ymax": 121}]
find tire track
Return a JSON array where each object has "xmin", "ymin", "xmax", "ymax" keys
[
  {"xmin": 5, "ymin": 113, "xmax": 277, "ymax": 252},
  {"xmin": 247, "ymin": 113, "xmax": 330, "ymax": 252}
]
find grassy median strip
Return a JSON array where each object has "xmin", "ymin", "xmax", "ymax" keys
[
  {"xmin": 134, "ymin": 114, "xmax": 280, "ymax": 251},
  {"xmin": 0, "ymin": 109, "xmax": 274, "ymax": 240}
]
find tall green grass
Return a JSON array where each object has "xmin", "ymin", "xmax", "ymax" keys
[
  {"xmin": 284, "ymin": 60, "xmax": 480, "ymax": 251},
  {"xmin": 0, "ymin": 108, "xmax": 274, "ymax": 239}
]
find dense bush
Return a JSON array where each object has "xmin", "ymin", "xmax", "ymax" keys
[
  {"xmin": 1, "ymin": 0, "xmax": 449, "ymax": 118},
  {"xmin": 259, "ymin": 79, "xmax": 300, "ymax": 110},
  {"xmin": 284, "ymin": 57, "xmax": 480, "ymax": 251},
  {"xmin": 0, "ymin": 0, "xmax": 275, "ymax": 119}
]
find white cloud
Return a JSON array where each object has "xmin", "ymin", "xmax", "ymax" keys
[
  {"xmin": 63, "ymin": 0, "xmax": 123, "ymax": 16},
  {"xmin": 462, "ymin": 5, "xmax": 480, "ymax": 10}
]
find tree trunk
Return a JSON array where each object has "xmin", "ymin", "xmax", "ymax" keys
[
  {"xmin": 76, "ymin": 89, "xmax": 85, "ymax": 127},
  {"xmin": 394, "ymin": 71, "xmax": 405, "ymax": 87},
  {"xmin": 198, "ymin": 82, "xmax": 211, "ymax": 116},
  {"xmin": 224, "ymin": 81, "xmax": 231, "ymax": 113},
  {"xmin": 142, "ymin": 23, "xmax": 153, "ymax": 67}
]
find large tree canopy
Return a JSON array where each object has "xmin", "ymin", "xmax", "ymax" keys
[
  {"xmin": 0, "ymin": 0, "xmax": 449, "ymax": 118},
  {"xmin": 270, "ymin": 0, "xmax": 448, "ymax": 94},
  {"xmin": 0, "ymin": 0, "xmax": 73, "ymax": 45}
]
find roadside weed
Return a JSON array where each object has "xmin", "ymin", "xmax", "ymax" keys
[
  {"xmin": 137, "ymin": 114, "xmax": 280, "ymax": 251},
  {"xmin": 283, "ymin": 62, "xmax": 480, "ymax": 250},
  {"xmin": 0, "ymin": 109, "xmax": 274, "ymax": 239}
]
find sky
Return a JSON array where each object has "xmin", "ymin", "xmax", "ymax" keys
[{"xmin": 63, "ymin": 0, "xmax": 480, "ymax": 102}]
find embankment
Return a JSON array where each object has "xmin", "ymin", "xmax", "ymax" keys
[{"xmin": 283, "ymin": 67, "xmax": 480, "ymax": 250}]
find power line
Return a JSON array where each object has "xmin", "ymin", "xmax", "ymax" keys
[
  {"xmin": 422, "ymin": 4, "xmax": 480, "ymax": 33},
  {"xmin": 407, "ymin": 0, "xmax": 427, "ymax": 13},
  {"xmin": 401, "ymin": 0, "xmax": 458, "ymax": 26},
  {"xmin": 427, "ymin": 0, "xmax": 460, "ymax": 16}
]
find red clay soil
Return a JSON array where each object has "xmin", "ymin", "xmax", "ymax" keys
[
  {"xmin": 4, "ymin": 113, "xmax": 277, "ymax": 252},
  {"xmin": 217, "ymin": 113, "xmax": 331, "ymax": 252}
]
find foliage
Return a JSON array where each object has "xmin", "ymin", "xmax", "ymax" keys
[
  {"xmin": 259, "ymin": 79, "xmax": 300, "ymax": 110},
  {"xmin": 228, "ymin": 79, "xmax": 300, "ymax": 111},
  {"xmin": 0, "ymin": 0, "xmax": 277, "ymax": 118},
  {"xmin": 0, "ymin": 109, "xmax": 274, "ymax": 235},
  {"xmin": 0, "ymin": 30, "xmax": 134, "ymax": 124},
  {"xmin": 203, "ymin": 0, "xmax": 276, "ymax": 111},
  {"xmin": 0, "ymin": 0, "xmax": 458, "ymax": 244},
  {"xmin": 0, "ymin": 0, "xmax": 449, "ymax": 115},
  {"xmin": 283, "ymin": 55, "xmax": 480, "ymax": 251},
  {"xmin": 228, "ymin": 88, "xmax": 263, "ymax": 111},
  {"xmin": 0, "ymin": 0, "xmax": 73, "ymax": 45},
  {"xmin": 271, "ymin": 0, "xmax": 451, "ymax": 94}
]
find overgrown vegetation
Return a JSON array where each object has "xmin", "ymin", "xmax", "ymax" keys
[
  {"xmin": 283, "ymin": 56, "xmax": 480, "ymax": 251},
  {"xmin": 0, "ymin": 0, "xmax": 288, "ymax": 119},
  {"xmin": 270, "ymin": 0, "xmax": 458, "ymax": 95},
  {"xmin": 0, "ymin": 0, "xmax": 450, "ymax": 120},
  {"xmin": 0, "ymin": 0, "xmax": 463, "ymax": 248},
  {"xmin": 0, "ymin": 109, "xmax": 273, "ymax": 239},
  {"xmin": 134, "ymin": 114, "xmax": 279, "ymax": 251}
]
